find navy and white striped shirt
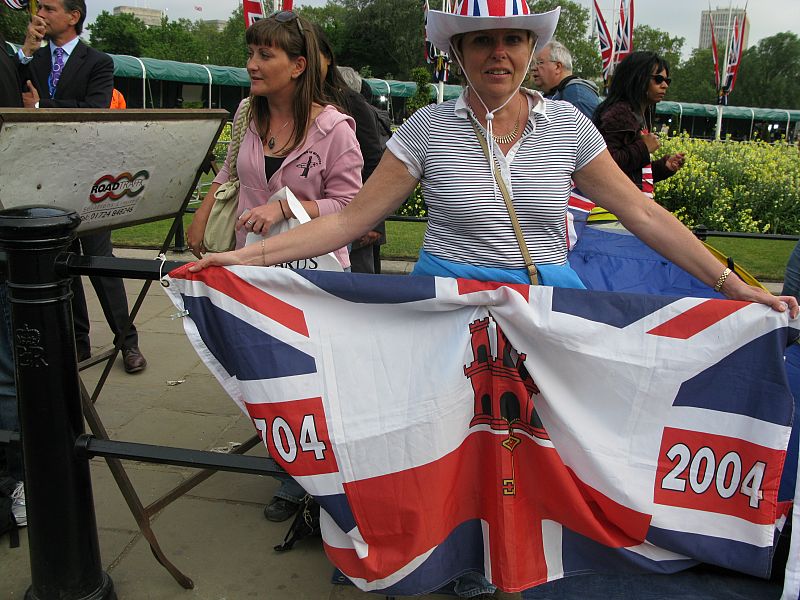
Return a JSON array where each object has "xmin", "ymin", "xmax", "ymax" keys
[{"xmin": 387, "ymin": 89, "xmax": 606, "ymax": 267}]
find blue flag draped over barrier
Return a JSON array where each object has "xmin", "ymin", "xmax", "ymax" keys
[{"xmin": 165, "ymin": 265, "xmax": 795, "ymax": 595}]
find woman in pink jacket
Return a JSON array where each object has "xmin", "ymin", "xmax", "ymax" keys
[
  {"xmin": 186, "ymin": 12, "xmax": 363, "ymax": 270},
  {"xmin": 186, "ymin": 12, "xmax": 363, "ymax": 521}
]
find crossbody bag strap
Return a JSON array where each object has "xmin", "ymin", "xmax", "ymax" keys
[
  {"xmin": 227, "ymin": 97, "xmax": 251, "ymax": 183},
  {"xmin": 470, "ymin": 118, "xmax": 538, "ymax": 285}
]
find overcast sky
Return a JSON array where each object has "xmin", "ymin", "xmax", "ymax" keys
[{"xmin": 86, "ymin": 1, "xmax": 800, "ymax": 56}]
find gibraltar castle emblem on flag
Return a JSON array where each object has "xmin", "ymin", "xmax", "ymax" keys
[{"xmin": 464, "ymin": 316, "xmax": 548, "ymax": 495}]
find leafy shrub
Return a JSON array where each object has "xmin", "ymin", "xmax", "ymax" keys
[
  {"xmin": 213, "ymin": 122, "xmax": 232, "ymax": 163},
  {"xmin": 396, "ymin": 185, "xmax": 427, "ymax": 218},
  {"xmin": 406, "ymin": 67, "xmax": 433, "ymax": 116},
  {"xmin": 655, "ymin": 134, "xmax": 800, "ymax": 234}
]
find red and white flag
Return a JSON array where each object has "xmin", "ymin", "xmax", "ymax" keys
[
  {"xmin": 613, "ymin": 0, "xmax": 634, "ymax": 67},
  {"xmin": 709, "ymin": 12, "xmax": 720, "ymax": 89},
  {"xmin": 242, "ymin": 0, "xmax": 266, "ymax": 28},
  {"xmin": 593, "ymin": 0, "xmax": 614, "ymax": 81},
  {"xmin": 723, "ymin": 13, "xmax": 746, "ymax": 94}
]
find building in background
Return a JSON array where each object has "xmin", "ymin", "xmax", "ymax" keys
[
  {"xmin": 699, "ymin": 7, "xmax": 750, "ymax": 50},
  {"xmin": 202, "ymin": 20, "xmax": 227, "ymax": 32},
  {"xmin": 113, "ymin": 6, "xmax": 165, "ymax": 28}
]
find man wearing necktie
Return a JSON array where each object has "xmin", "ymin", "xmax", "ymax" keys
[{"xmin": 17, "ymin": 0, "xmax": 148, "ymax": 373}]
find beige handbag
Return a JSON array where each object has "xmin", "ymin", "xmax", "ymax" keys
[{"xmin": 203, "ymin": 98, "xmax": 251, "ymax": 253}]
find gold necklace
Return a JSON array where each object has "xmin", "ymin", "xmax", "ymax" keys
[
  {"xmin": 469, "ymin": 96, "xmax": 522, "ymax": 144},
  {"xmin": 492, "ymin": 118, "xmax": 519, "ymax": 144},
  {"xmin": 266, "ymin": 118, "xmax": 292, "ymax": 150}
]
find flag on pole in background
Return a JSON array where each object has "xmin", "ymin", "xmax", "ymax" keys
[
  {"xmin": 709, "ymin": 11, "xmax": 721, "ymax": 89},
  {"xmin": 243, "ymin": 0, "xmax": 266, "ymax": 28},
  {"xmin": 613, "ymin": 0, "xmax": 634, "ymax": 67},
  {"xmin": 593, "ymin": 0, "xmax": 614, "ymax": 81},
  {"xmin": 723, "ymin": 13, "xmax": 746, "ymax": 95},
  {"xmin": 424, "ymin": 1, "xmax": 453, "ymax": 83},
  {"xmin": 166, "ymin": 265, "xmax": 795, "ymax": 596},
  {"xmin": 2, "ymin": 0, "xmax": 28, "ymax": 9}
]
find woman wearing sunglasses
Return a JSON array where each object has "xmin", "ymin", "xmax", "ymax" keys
[
  {"xmin": 186, "ymin": 12, "xmax": 363, "ymax": 268},
  {"xmin": 593, "ymin": 51, "xmax": 685, "ymax": 196}
]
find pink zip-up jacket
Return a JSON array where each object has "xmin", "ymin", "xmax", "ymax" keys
[{"xmin": 214, "ymin": 100, "xmax": 364, "ymax": 268}]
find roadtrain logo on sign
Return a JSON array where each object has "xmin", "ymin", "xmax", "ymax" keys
[{"xmin": 89, "ymin": 170, "xmax": 150, "ymax": 203}]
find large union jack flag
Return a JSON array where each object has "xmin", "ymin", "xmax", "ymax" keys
[{"xmin": 165, "ymin": 266, "xmax": 796, "ymax": 595}]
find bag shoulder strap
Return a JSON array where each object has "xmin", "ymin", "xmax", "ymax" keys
[
  {"xmin": 469, "ymin": 118, "xmax": 538, "ymax": 285},
  {"xmin": 227, "ymin": 97, "xmax": 251, "ymax": 183}
]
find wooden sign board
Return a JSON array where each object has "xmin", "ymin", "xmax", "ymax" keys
[{"xmin": 0, "ymin": 109, "xmax": 227, "ymax": 234}]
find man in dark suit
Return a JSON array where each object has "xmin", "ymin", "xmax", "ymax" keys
[
  {"xmin": 1, "ymin": 30, "xmax": 26, "ymax": 522},
  {"xmin": 18, "ymin": 0, "xmax": 147, "ymax": 373}
]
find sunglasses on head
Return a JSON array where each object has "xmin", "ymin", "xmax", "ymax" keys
[
  {"xmin": 651, "ymin": 74, "xmax": 671, "ymax": 85},
  {"xmin": 268, "ymin": 10, "xmax": 305, "ymax": 43}
]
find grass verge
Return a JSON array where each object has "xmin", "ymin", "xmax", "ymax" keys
[{"xmin": 111, "ymin": 219, "xmax": 795, "ymax": 282}]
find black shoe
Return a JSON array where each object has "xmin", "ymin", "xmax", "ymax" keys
[
  {"xmin": 122, "ymin": 346, "xmax": 147, "ymax": 374},
  {"xmin": 264, "ymin": 497, "xmax": 299, "ymax": 522}
]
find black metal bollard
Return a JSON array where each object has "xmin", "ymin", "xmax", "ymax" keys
[{"xmin": 0, "ymin": 206, "xmax": 115, "ymax": 600}]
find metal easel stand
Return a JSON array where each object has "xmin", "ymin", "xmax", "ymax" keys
[{"xmin": 59, "ymin": 155, "xmax": 240, "ymax": 590}]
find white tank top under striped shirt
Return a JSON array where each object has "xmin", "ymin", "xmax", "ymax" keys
[{"xmin": 387, "ymin": 89, "xmax": 606, "ymax": 268}]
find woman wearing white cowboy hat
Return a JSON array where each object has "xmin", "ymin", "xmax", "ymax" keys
[
  {"xmin": 190, "ymin": 0, "xmax": 796, "ymax": 307},
  {"xmin": 190, "ymin": 2, "xmax": 798, "ymax": 596}
]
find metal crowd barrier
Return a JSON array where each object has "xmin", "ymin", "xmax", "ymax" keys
[{"xmin": 0, "ymin": 206, "xmax": 288, "ymax": 599}]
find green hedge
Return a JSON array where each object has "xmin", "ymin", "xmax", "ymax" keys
[
  {"xmin": 394, "ymin": 135, "xmax": 800, "ymax": 231},
  {"xmin": 655, "ymin": 135, "xmax": 800, "ymax": 234}
]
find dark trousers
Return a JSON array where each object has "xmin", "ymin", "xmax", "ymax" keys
[
  {"xmin": 349, "ymin": 244, "xmax": 382, "ymax": 275},
  {"xmin": 70, "ymin": 232, "xmax": 137, "ymax": 358}
]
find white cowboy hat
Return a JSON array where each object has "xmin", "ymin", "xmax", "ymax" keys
[{"xmin": 426, "ymin": 1, "xmax": 560, "ymax": 55}]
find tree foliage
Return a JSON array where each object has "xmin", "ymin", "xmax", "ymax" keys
[
  {"xmin": 730, "ymin": 32, "xmax": 800, "ymax": 109},
  {"xmin": 632, "ymin": 24, "xmax": 684, "ymax": 72},
  {"xmin": 73, "ymin": 1, "xmax": 800, "ymax": 114},
  {"xmin": 669, "ymin": 48, "xmax": 717, "ymax": 104},
  {"xmin": 0, "ymin": 5, "xmax": 29, "ymax": 43},
  {"xmin": 88, "ymin": 11, "xmax": 148, "ymax": 56}
]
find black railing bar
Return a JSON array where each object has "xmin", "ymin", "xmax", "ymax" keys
[
  {"xmin": 177, "ymin": 204, "xmax": 430, "ymax": 224},
  {"xmin": 75, "ymin": 435, "xmax": 283, "ymax": 477},
  {"xmin": 697, "ymin": 230, "xmax": 800, "ymax": 241},
  {"xmin": 60, "ymin": 254, "xmax": 186, "ymax": 280}
]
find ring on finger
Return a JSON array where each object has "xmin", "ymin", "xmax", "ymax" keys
[{"xmin": 246, "ymin": 219, "xmax": 255, "ymax": 225}]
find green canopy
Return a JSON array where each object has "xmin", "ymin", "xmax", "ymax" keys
[
  {"xmin": 363, "ymin": 78, "xmax": 462, "ymax": 101},
  {"xmin": 656, "ymin": 101, "xmax": 800, "ymax": 124},
  {"xmin": 111, "ymin": 55, "xmax": 215, "ymax": 85}
]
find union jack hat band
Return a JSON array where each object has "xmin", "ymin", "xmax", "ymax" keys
[{"xmin": 426, "ymin": 1, "xmax": 560, "ymax": 55}]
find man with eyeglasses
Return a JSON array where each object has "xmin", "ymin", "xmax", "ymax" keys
[{"xmin": 531, "ymin": 40, "xmax": 599, "ymax": 119}]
